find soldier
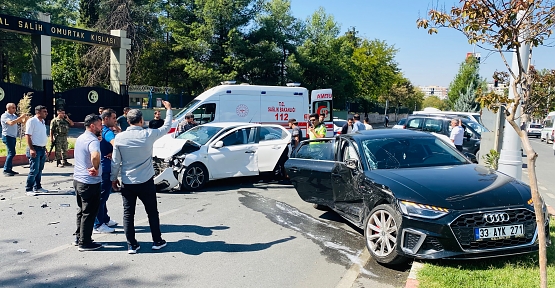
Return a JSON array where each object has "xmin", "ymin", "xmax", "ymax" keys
[{"xmin": 50, "ymin": 108, "xmax": 74, "ymax": 167}]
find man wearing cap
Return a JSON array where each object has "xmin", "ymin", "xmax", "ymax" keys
[{"xmin": 110, "ymin": 101, "xmax": 172, "ymax": 254}]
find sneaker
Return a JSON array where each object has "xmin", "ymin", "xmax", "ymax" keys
[
  {"xmin": 152, "ymin": 240, "xmax": 167, "ymax": 250},
  {"xmin": 105, "ymin": 220, "xmax": 118, "ymax": 227},
  {"xmin": 63, "ymin": 161, "xmax": 73, "ymax": 166},
  {"xmin": 8, "ymin": 170, "xmax": 19, "ymax": 175},
  {"xmin": 78, "ymin": 242, "xmax": 103, "ymax": 251},
  {"xmin": 26, "ymin": 191, "xmax": 37, "ymax": 196},
  {"xmin": 3, "ymin": 171, "xmax": 14, "ymax": 177},
  {"xmin": 73, "ymin": 237, "xmax": 94, "ymax": 246},
  {"xmin": 33, "ymin": 187, "xmax": 49, "ymax": 193},
  {"xmin": 93, "ymin": 223, "xmax": 115, "ymax": 234},
  {"xmin": 128, "ymin": 244, "xmax": 141, "ymax": 254}
]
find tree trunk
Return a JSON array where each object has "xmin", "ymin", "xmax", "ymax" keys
[{"xmin": 509, "ymin": 120, "xmax": 548, "ymax": 288}]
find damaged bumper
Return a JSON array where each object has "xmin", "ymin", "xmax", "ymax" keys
[{"xmin": 154, "ymin": 168, "xmax": 180, "ymax": 191}]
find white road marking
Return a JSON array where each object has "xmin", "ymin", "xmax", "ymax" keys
[
  {"xmin": 539, "ymin": 186, "xmax": 548, "ymax": 191},
  {"xmin": 546, "ymin": 193, "xmax": 555, "ymax": 199},
  {"xmin": 335, "ymin": 248, "xmax": 371, "ymax": 288}
]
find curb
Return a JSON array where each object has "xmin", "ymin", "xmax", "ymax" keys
[
  {"xmin": 405, "ymin": 206, "xmax": 555, "ymax": 288},
  {"xmin": 0, "ymin": 149, "xmax": 74, "ymax": 167}
]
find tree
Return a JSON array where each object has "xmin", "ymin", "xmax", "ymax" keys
[
  {"xmin": 453, "ymin": 79, "xmax": 480, "ymax": 112},
  {"xmin": 418, "ymin": 2, "xmax": 555, "ymax": 287},
  {"xmin": 447, "ymin": 56, "xmax": 482, "ymax": 110},
  {"xmin": 422, "ymin": 95, "xmax": 448, "ymax": 111},
  {"xmin": 530, "ymin": 68, "xmax": 555, "ymax": 120}
]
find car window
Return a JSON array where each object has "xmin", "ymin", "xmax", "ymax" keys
[
  {"xmin": 362, "ymin": 137, "xmax": 468, "ymax": 169},
  {"xmin": 334, "ymin": 120, "xmax": 347, "ymax": 127},
  {"xmin": 293, "ymin": 142, "xmax": 334, "ymax": 161},
  {"xmin": 192, "ymin": 103, "xmax": 216, "ymax": 124},
  {"xmin": 340, "ymin": 141, "xmax": 360, "ymax": 162},
  {"xmin": 465, "ymin": 121, "xmax": 488, "ymax": 134},
  {"xmin": 176, "ymin": 125, "xmax": 222, "ymax": 145},
  {"xmin": 221, "ymin": 128, "xmax": 253, "ymax": 146},
  {"xmin": 406, "ymin": 118, "xmax": 422, "ymax": 130},
  {"xmin": 423, "ymin": 119, "xmax": 443, "ymax": 133},
  {"xmin": 397, "ymin": 118, "xmax": 407, "ymax": 125},
  {"xmin": 259, "ymin": 126, "xmax": 287, "ymax": 141},
  {"xmin": 529, "ymin": 124, "xmax": 542, "ymax": 129}
]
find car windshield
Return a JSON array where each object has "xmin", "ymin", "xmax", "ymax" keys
[
  {"xmin": 174, "ymin": 99, "xmax": 200, "ymax": 119},
  {"xmin": 361, "ymin": 137, "xmax": 468, "ymax": 169},
  {"xmin": 175, "ymin": 125, "xmax": 222, "ymax": 145},
  {"xmin": 465, "ymin": 121, "xmax": 489, "ymax": 134}
]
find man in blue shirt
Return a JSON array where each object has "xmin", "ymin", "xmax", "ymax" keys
[
  {"xmin": 73, "ymin": 114, "xmax": 104, "ymax": 251},
  {"xmin": 351, "ymin": 114, "xmax": 366, "ymax": 133},
  {"xmin": 111, "ymin": 100, "xmax": 172, "ymax": 254},
  {"xmin": 1, "ymin": 103, "xmax": 28, "ymax": 176},
  {"xmin": 93, "ymin": 109, "xmax": 118, "ymax": 234}
]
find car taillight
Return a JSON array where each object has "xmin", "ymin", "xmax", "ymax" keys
[
  {"xmin": 337, "ymin": 131, "xmax": 341, "ymax": 134},
  {"xmin": 403, "ymin": 125, "xmax": 406, "ymax": 129}
]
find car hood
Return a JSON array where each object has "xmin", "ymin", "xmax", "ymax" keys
[
  {"xmin": 153, "ymin": 134, "xmax": 202, "ymax": 159},
  {"xmin": 367, "ymin": 164, "xmax": 531, "ymax": 210}
]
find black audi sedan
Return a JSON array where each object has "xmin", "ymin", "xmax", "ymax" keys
[{"xmin": 285, "ymin": 129, "xmax": 549, "ymax": 265}]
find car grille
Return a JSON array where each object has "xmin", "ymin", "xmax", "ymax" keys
[
  {"xmin": 420, "ymin": 236, "xmax": 444, "ymax": 252},
  {"xmin": 403, "ymin": 231, "xmax": 421, "ymax": 250},
  {"xmin": 450, "ymin": 209, "xmax": 536, "ymax": 251}
]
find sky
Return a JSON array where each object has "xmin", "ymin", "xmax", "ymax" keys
[{"xmin": 290, "ymin": 0, "xmax": 555, "ymax": 88}]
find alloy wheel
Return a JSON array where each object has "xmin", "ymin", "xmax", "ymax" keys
[
  {"xmin": 365, "ymin": 209, "xmax": 398, "ymax": 257},
  {"xmin": 185, "ymin": 166, "xmax": 205, "ymax": 189}
]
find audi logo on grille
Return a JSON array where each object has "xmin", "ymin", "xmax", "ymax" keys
[{"xmin": 483, "ymin": 212, "xmax": 510, "ymax": 223}]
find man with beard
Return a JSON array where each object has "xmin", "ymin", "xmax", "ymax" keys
[
  {"xmin": 73, "ymin": 114, "xmax": 104, "ymax": 251},
  {"xmin": 93, "ymin": 109, "xmax": 118, "ymax": 234}
]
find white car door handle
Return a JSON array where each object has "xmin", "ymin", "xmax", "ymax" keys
[
  {"xmin": 245, "ymin": 150, "xmax": 256, "ymax": 154},
  {"xmin": 272, "ymin": 146, "xmax": 281, "ymax": 149}
]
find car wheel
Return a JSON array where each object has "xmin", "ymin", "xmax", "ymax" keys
[
  {"xmin": 364, "ymin": 204, "xmax": 407, "ymax": 265},
  {"xmin": 313, "ymin": 203, "xmax": 329, "ymax": 210},
  {"xmin": 179, "ymin": 163, "xmax": 208, "ymax": 191}
]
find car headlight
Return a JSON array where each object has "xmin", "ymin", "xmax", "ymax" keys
[{"xmin": 399, "ymin": 200, "xmax": 449, "ymax": 219}]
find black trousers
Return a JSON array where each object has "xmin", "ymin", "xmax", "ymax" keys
[
  {"xmin": 74, "ymin": 180, "xmax": 101, "ymax": 245},
  {"xmin": 121, "ymin": 178, "xmax": 163, "ymax": 245},
  {"xmin": 455, "ymin": 145, "xmax": 463, "ymax": 152}
]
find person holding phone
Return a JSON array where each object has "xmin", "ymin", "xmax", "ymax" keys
[
  {"xmin": 308, "ymin": 113, "xmax": 326, "ymax": 142},
  {"xmin": 50, "ymin": 108, "xmax": 74, "ymax": 167}
]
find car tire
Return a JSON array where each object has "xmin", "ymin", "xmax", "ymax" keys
[
  {"xmin": 364, "ymin": 204, "xmax": 407, "ymax": 265},
  {"xmin": 313, "ymin": 203, "xmax": 329, "ymax": 210},
  {"xmin": 179, "ymin": 163, "xmax": 208, "ymax": 191}
]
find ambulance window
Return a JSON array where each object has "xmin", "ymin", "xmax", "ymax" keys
[
  {"xmin": 193, "ymin": 103, "xmax": 216, "ymax": 124},
  {"xmin": 313, "ymin": 101, "xmax": 331, "ymax": 122}
]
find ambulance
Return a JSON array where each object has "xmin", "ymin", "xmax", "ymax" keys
[{"xmin": 171, "ymin": 82, "xmax": 334, "ymax": 136}]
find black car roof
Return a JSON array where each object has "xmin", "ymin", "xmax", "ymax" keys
[{"xmin": 342, "ymin": 129, "xmax": 433, "ymax": 139}]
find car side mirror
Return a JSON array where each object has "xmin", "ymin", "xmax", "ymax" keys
[
  {"xmin": 213, "ymin": 141, "xmax": 224, "ymax": 148},
  {"xmin": 345, "ymin": 159, "xmax": 359, "ymax": 170}
]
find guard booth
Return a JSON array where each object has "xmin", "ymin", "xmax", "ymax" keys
[{"xmin": 55, "ymin": 85, "xmax": 129, "ymax": 122}]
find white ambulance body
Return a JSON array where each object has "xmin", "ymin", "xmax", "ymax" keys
[{"xmin": 171, "ymin": 84, "xmax": 334, "ymax": 136}]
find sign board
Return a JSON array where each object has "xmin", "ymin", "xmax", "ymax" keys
[{"xmin": 0, "ymin": 13, "xmax": 121, "ymax": 47}]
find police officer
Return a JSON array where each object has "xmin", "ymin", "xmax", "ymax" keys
[{"xmin": 50, "ymin": 108, "xmax": 74, "ymax": 167}]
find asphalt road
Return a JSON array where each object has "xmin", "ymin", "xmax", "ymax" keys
[
  {"xmin": 0, "ymin": 162, "xmax": 409, "ymax": 288},
  {"xmin": 521, "ymin": 137, "xmax": 555, "ymax": 209}
]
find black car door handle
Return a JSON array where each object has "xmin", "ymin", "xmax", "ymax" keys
[
  {"xmin": 245, "ymin": 150, "xmax": 256, "ymax": 153},
  {"xmin": 289, "ymin": 167, "xmax": 299, "ymax": 173}
]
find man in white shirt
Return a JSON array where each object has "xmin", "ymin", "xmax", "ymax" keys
[
  {"xmin": 25, "ymin": 105, "xmax": 49, "ymax": 196},
  {"xmin": 449, "ymin": 118, "xmax": 465, "ymax": 152}
]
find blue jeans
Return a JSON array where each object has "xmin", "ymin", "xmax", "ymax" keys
[
  {"xmin": 94, "ymin": 173, "xmax": 112, "ymax": 228},
  {"xmin": 2, "ymin": 135, "xmax": 16, "ymax": 172},
  {"xmin": 25, "ymin": 146, "xmax": 47, "ymax": 191}
]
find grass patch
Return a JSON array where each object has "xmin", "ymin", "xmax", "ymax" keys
[
  {"xmin": 0, "ymin": 137, "xmax": 75, "ymax": 156},
  {"xmin": 417, "ymin": 220, "xmax": 555, "ymax": 288}
]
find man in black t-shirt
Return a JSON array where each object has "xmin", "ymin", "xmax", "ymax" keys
[
  {"xmin": 288, "ymin": 119, "xmax": 302, "ymax": 150},
  {"xmin": 148, "ymin": 111, "xmax": 164, "ymax": 129}
]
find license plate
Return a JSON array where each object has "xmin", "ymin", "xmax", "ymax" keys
[{"xmin": 474, "ymin": 225, "xmax": 524, "ymax": 240}]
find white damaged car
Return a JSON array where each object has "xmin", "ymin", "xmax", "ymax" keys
[{"xmin": 152, "ymin": 122, "xmax": 291, "ymax": 191}]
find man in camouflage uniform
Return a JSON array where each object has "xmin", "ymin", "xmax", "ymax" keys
[{"xmin": 50, "ymin": 109, "xmax": 74, "ymax": 167}]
